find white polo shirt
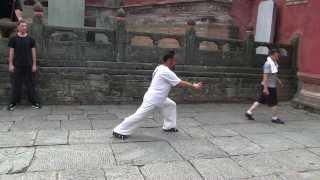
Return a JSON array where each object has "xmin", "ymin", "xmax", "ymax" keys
[{"xmin": 143, "ymin": 65, "xmax": 182, "ymax": 105}]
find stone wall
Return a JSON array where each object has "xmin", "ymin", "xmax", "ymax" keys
[
  {"xmin": 86, "ymin": 0, "xmax": 237, "ymax": 39},
  {"xmin": 0, "ymin": 15, "xmax": 297, "ymax": 105}
]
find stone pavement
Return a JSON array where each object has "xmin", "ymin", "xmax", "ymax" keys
[{"xmin": 0, "ymin": 103, "xmax": 320, "ymax": 180}]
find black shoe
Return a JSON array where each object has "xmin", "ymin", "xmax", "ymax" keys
[
  {"xmin": 32, "ymin": 103, "xmax": 41, "ymax": 109},
  {"xmin": 7, "ymin": 103, "xmax": 16, "ymax": 111},
  {"xmin": 163, "ymin": 128, "xmax": 179, "ymax": 132},
  {"xmin": 271, "ymin": 118, "xmax": 285, "ymax": 124},
  {"xmin": 245, "ymin": 112, "xmax": 255, "ymax": 120},
  {"xmin": 112, "ymin": 131, "xmax": 128, "ymax": 140}
]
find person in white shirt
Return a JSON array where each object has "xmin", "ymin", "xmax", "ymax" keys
[
  {"xmin": 245, "ymin": 49, "xmax": 284, "ymax": 124},
  {"xmin": 113, "ymin": 51, "xmax": 203, "ymax": 139}
]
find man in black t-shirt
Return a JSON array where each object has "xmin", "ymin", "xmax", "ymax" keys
[
  {"xmin": 7, "ymin": 20, "xmax": 41, "ymax": 111},
  {"xmin": 0, "ymin": 0, "xmax": 23, "ymax": 38}
]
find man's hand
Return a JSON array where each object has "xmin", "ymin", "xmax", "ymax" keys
[
  {"xmin": 192, "ymin": 82, "xmax": 203, "ymax": 90},
  {"xmin": 32, "ymin": 65, "xmax": 37, "ymax": 72},
  {"xmin": 9, "ymin": 64, "xmax": 15, "ymax": 72},
  {"xmin": 263, "ymin": 87, "xmax": 269, "ymax": 95}
]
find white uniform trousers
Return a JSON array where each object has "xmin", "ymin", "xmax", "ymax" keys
[{"xmin": 113, "ymin": 98, "xmax": 177, "ymax": 135}]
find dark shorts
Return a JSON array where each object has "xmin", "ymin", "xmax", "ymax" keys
[{"xmin": 256, "ymin": 84, "xmax": 278, "ymax": 107}]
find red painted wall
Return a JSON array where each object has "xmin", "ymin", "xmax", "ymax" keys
[
  {"xmin": 276, "ymin": 0, "xmax": 320, "ymax": 74},
  {"xmin": 231, "ymin": 0, "xmax": 320, "ymax": 74}
]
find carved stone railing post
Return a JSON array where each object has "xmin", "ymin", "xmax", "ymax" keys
[
  {"xmin": 115, "ymin": 8, "xmax": 127, "ymax": 62},
  {"xmin": 30, "ymin": 1, "xmax": 45, "ymax": 57},
  {"xmin": 244, "ymin": 27, "xmax": 255, "ymax": 67},
  {"xmin": 184, "ymin": 20, "xmax": 197, "ymax": 64},
  {"xmin": 290, "ymin": 35, "xmax": 300, "ymax": 72},
  {"xmin": 153, "ymin": 38, "xmax": 160, "ymax": 63}
]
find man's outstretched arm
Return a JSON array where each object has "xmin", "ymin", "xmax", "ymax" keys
[{"xmin": 178, "ymin": 81, "xmax": 202, "ymax": 90}]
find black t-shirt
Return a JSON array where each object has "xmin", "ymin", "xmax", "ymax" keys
[
  {"xmin": 8, "ymin": 35, "xmax": 36, "ymax": 66},
  {"xmin": 0, "ymin": 0, "xmax": 23, "ymax": 21}
]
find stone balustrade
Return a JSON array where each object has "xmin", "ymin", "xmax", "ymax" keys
[{"xmin": 0, "ymin": 8, "xmax": 297, "ymax": 105}]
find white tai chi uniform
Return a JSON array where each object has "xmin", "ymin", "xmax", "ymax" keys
[{"xmin": 113, "ymin": 64, "xmax": 182, "ymax": 135}]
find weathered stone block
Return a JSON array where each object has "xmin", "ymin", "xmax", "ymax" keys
[
  {"xmin": 35, "ymin": 130, "xmax": 68, "ymax": 146},
  {"xmin": 0, "ymin": 147, "xmax": 35, "ymax": 175},
  {"xmin": 191, "ymin": 158, "xmax": 252, "ymax": 179},
  {"xmin": 141, "ymin": 161, "xmax": 202, "ymax": 180},
  {"xmin": 0, "ymin": 131, "xmax": 36, "ymax": 148},
  {"xmin": 112, "ymin": 141, "xmax": 182, "ymax": 165},
  {"xmin": 28, "ymin": 144, "xmax": 115, "ymax": 171}
]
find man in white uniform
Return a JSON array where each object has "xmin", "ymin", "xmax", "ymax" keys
[{"xmin": 113, "ymin": 51, "xmax": 203, "ymax": 139}]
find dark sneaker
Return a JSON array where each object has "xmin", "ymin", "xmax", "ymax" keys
[
  {"xmin": 7, "ymin": 103, "xmax": 16, "ymax": 111},
  {"xmin": 163, "ymin": 128, "xmax": 179, "ymax": 132},
  {"xmin": 32, "ymin": 103, "xmax": 41, "ymax": 109},
  {"xmin": 112, "ymin": 131, "xmax": 128, "ymax": 140},
  {"xmin": 245, "ymin": 112, "xmax": 255, "ymax": 120},
  {"xmin": 271, "ymin": 118, "xmax": 285, "ymax": 124}
]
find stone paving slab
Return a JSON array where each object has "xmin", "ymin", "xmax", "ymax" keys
[
  {"xmin": 58, "ymin": 169, "xmax": 105, "ymax": 180},
  {"xmin": 181, "ymin": 126, "xmax": 213, "ymax": 139},
  {"xmin": 280, "ymin": 131, "xmax": 320, "ymax": 148},
  {"xmin": 69, "ymin": 129, "xmax": 112, "ymax": 144},
  {"xmin": 47, "ymin": 115, "xmax": 68, "ymax": 121},
  {"xmin": 194, "ymin": 111, "xmax": 249, "ymax": 125},
  {"xmin": 309, "ymin": 148, "xmax": 320, "ymax": 156},
  {"xmin": 68, "ymin": 115, "xmax": 88, "ymax": 121},
  {"xmin": 244, "ymin": 134, "xmax": 304, "ymax": 152},
  {"xmin": 0, "ymin": 171, "xmax": 57, "ymax": 180},
  {"xmin": 22, "ymin": 115, "xmax": 46, "ymax": 121},
  {"xmin": 92, "ymin": 120, "xmax": 120, "ymax": 130},
  {"xmin": 228, "ymin": 123, "xmax": 278, "ymax": 135},
  {"xmin": 61, "ymin": 120, "xmax": 92, "ymax": 130},
  {"xmin": 177, "ymin": 117, "xmax": 202, "ymax": 127},
  {"xmin": 0, "ymin": 147, "xmax": 35, "ymax": 175},
  {"xmin": 191, "ymin": 158, "xmax": 252, "ymax": 179},
  {"xmin": 51, "ymin": 106, "xmax": 84, "ymax": 115},
  {"xmin": 0, "ymin": 122, "xmax": 13, "ymax": 132},
  {"xmin": 0, "ymin": 116, "xmax": 24, "ymax": 122},
  {"xmin": 247, "ymin": 175, "xmax": 283, "ymax": 180},
  {"xmin": 35, "ymin": 130, "xmax": 68, "ymax": 146},
  {"xmin": 270, "ymin": 149, "xmax": 320, "ymax": 172},
  {"xmin": 278, "ymin": 171, "xmax": 320, "ymax": 180},
  {"xmin": 233, "ymin": 153, "xmax": 290, "ymax": 177},
  {"xmin": 0, "ymin": 131, "xmax": 36, "ymax": 148},
  {"xmin": 112, "ymin": 141, "xmax": 183, "ymax": 165},
  {"xmin": 277, "ymin": 110, "xmax": 319, "ymax": 121},
  {"xmin": 28, "ymin": 144, "xmax": 115, "ymax": 171},
  {"xmin": 210, "ymin": 136, "xmax": 262, "ymax": 155},
  {"xmin": 273, "ymin": 120, "xmax": 320, "ymax": 132},
  {"xmin": 170, "ymin": 139, "xmax": 227, "ymax": 160},
  {"xmin": 51, "ymin": 110, "xmax": 84, "ymax": 116},
  {"xmin": 203, "ymin": 125, "xmax": 239, "ymax": 137},
  {"xmin": 87, "ymin": 113, "xmax": 118, "ymax": 121},
  {"xmin": 104, "ymin": 165, "xmax": 144, "ymax": 180},
  {"xmin": 140, "ymin": 161, "xmax": 202, "ymax": 180},
  {"xmin": 9, "ymin": 108, "xmax": 50, "ymax": 117},
  {"xmin": 11, "ymin": 120, "xmax": 60, "ymax": 131}
]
